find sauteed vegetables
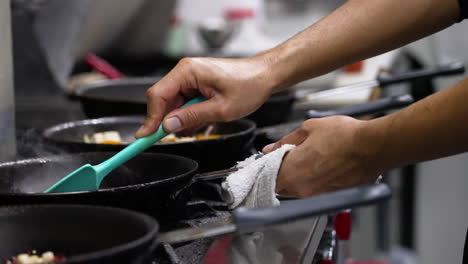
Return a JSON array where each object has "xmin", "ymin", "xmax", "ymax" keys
[
  {"xmin": 83, "ymin": 131, "xmax": 221, "ymax": 145},
  {"xmin": 4, "ymin": 251, "xmax": 64, "ymax": 264}
]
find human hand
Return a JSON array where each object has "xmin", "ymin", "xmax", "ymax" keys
[
  {"xmin": 135, "ymin": 57, "xmax": 274, "ymax": 138},
  {"xmin": 263, "ymin": 116, "xmax": 382, "ymax": 197}
]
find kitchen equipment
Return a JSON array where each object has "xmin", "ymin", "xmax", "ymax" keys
[
  {"xmin": 334, "ymin": 210, "xmax": 352, "ymax": 264},
  {"xmin": 306, "ymin": 94, "xmax": 414, "ymax": 118},
  {"xmin": 197, "ymin": 17, "xmax": 236, "ymax": 54},
  {"xmin": 45, "ymin": 97, "xmax": 205, "ymax": 193},
  {"xmin": 256, "ymin": 94, "xmax": 414, "ymax": 145},
  {"xmin": 33, "ymin": 0, "xmax": 175, "ymax": 88},
  {"xmin": 299, "ymin": 61, "xmax": 465, "ymax": 102},
  {"xmin": 0, "ymin": 184, "xmax": 391, "ymax": 263},
  {"xmin": 73, "ymin": 77, "xmax": 295, "ymax": 127},
  {"xmin": 0, "ymin": 205, "xmax": 157, "ymax": 264},
  {"xmin": 0, "ymin": 0, "xmax": 15, "ymax": 162},
  {"xmin": 42, "ymin": 119, "xmax": 256, "ymax": 172},
  {"xmin": 73, "ymin": 63, "xmax": 464, "ymax": 127},
  {"xmin": 246, "ymin": 89, "xmax": 296, "ymax": 127},
  {"xmin": 42, "ymin": 95, "xmax": 411, "ymax": 174},
  {"xmin": 258, "ymin": 62, "xmax": 464, "ymax": 126},
  {"xmin": 85, "ymin": 53, "xmax": 125, "ymax": 79},
  {"xmin": 0, "ymin": 152, "xmax": 199, "ymax": 222}
]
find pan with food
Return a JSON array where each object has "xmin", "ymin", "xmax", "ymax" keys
[
  {"xmin": 42, "ymin": 119, "xmax": 256, "ymax": 172},
  {"xmin": 0, "ymin": 184, "xmax": 391, "ymax": 263},
  {"xmin": 43, "ymin": 94, "xmax": 414, "ymax": 173}
]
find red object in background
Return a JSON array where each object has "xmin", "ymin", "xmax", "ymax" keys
[
  {"xmin": 334, "ymin": 211, "xmax": 352, "ymax": 264},
  {"xmin": 344, "ymin": 61, "xmax": 364, "ymax": 73},
  {"xmin": 85, "ymin": 53, "xmax": 125, "ymax": 79},
  {"xmin": 320, "ymin": 259, "xmax": 333, "ymax": 264},
  {"xmin": 170, "ymin": 15, "xmax": 180, "ymax": 26},
  {"xmin": 334, "ymin": 211, "xmax": 352, "ymax": 241},
  {"xmin": 202, "ymin": 235, "xmax": 234, "ymax": 264},
  {"xmin": 224, "ymin": 8, "xmax": 255, "ymax": 20},
  {"xmin": 347, "ymin": 262, "xmax": 389, "ymax": 264}
]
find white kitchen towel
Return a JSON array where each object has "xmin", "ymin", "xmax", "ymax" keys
[{"xmin": 222, "ymin": 144, "xmax": 296, "ymax": 209}]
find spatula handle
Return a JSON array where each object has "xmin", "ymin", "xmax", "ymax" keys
[{"xmin": 95, "ymin": 96, "xmax": 206, "ymax": 178}]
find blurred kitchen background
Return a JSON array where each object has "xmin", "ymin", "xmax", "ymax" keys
[{"xmin": 2, "ymin": 0, "xmax": 468, "ymax": 263}]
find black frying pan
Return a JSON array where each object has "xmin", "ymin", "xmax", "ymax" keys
[
  {"xmin": 42, "ymin": 94, "xmax": 413, "ymax": 171},
  {"xmin": 0, "ymin": 152, "xmax": 202, "ymax": 223},
  {"xmin": 0, "ymin": 184, "xmax": 391, "ymax": 263},
  {"xmin": 42, "ymin": 119, "xmax": 256, "ymax": 172},
  {"xmin": 74, "ymin": 63, "xmax": 463, "ymax": 127}
]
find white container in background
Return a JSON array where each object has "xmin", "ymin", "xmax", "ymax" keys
[
  {"xmin": 0, "ymin": 0, "xmax": 16, "ymax": 161},
  {"xmin": 223, "ymin": 8, "xmax": 279, "ymax": 57},
  {"xmin": 176, "ymin": 0, "xmax": 269, "ymax": 56}
]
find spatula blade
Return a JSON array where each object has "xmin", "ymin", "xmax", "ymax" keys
[{"xmin": 44, "ymin": 164, "xmax": 98, "ymax": 193}]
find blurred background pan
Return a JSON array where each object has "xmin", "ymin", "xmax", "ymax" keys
[{"xmin": 73, "ymin": 62, "xmax": 463, "ymax": 127}]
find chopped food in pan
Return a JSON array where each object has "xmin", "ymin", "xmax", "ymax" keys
[
  {"xmin": 4, "ymin": 251, "xmax": 65, "ymax": 264},
  {"xmin": 159, "ymin": 133, "xmax": 221, "ymax": 143},
  {"xmin": 83, "ymin": 131, "xmax": 122, "ymax": 145},
  {"xmin": 83, "ymin": 130, "xmax": 221, "ymax": 145}
]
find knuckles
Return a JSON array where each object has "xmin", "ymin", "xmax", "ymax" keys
[
  {"xmin": 217, "ymin": 104, "xmax": 233, "ymax": 121},
  {"xmin": 178, "ymin": 57, "xmax": 203, "ymax": 71},
  {"xmin": 181, "ymin": 108, "xmax": 200, "ymax": 127},
  {"xmin": 178, "ymin": 57, "xmax": 193, "ymax": 68},
  {"xmin": 146, "ymin": 87, "xmax": 158, "ymax": 99}
]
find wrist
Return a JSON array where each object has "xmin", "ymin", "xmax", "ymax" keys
[
  {"xmin": 355, "ymin": 117, "xmax": 397, "ymax": 175},
  {"xmin": 253, "ymin": 47, "xmax": 291, "ymax": 94}
]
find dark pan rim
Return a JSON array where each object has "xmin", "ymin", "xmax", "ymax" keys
[
  {"xmin": 0, "ymin": 152, "xmax": 198, "ymax": 196},
  {"xmin": 74, "ymin": 78, "xmax": 161, "ymax": 103},
  {"xmin": 41, "ymin": 116, "xmax": 256, "ymax": 146},
  {"xmin": 0, "ymin": 204, "xmax": 159, "ymax": 262}
]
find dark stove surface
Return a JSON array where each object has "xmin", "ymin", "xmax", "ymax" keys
[{"xmin": 151, "ymin": 202, "xmax": 231, "ymax": 264}]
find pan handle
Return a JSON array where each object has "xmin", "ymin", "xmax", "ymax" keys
[
  {"xmin": 306, "ymin": 94, "xmax": 414, "ymax": 119},
  {"xmin": 194, "ymin": 154, "xmax": 265, "ymax": 182},
  {"xmin": 377, "ymin": 61, "xmax": 465, "ymax": 87},
  {"xmin": 195, "ymin": 168, "xmax": 239, "ymax": 181},
  {"xmin": 233, "ymin": 184, "xmax": 391, "ymax": 233}
]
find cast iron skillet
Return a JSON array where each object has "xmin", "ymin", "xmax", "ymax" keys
[
  {"xmin": 0, "ymin": 183, "xmax": 391, "ymax": 263},
  {"xmin": 74, "ymin": 63, "xmax": 464, "ymax": 127},
  {"xmin": 42, "ymin": 119, "xmax": 256, "ymax": 172},
  {"xmin": 42, "ymin": 95, "xmax": 414, "ymax": 173},
  {"xmin": 0, "ymin": 152, "xmax": 202, "ymax": 223},
  {"xmin": 0, "ymin": 205, "xmax": 157, "ymax": 264}
]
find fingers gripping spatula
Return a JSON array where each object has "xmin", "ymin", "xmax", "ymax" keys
[{"xmin": 45, "ymin": 97, "xmax": 206, "ymax": 193}]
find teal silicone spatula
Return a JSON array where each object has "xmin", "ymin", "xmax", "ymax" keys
[{"xmin": 45, "ymin": 96, "xmax": 206, "ymax": 193}]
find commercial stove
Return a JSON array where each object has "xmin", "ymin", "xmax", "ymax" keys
[
  {"xmin": 148, "ymin": 181, "xmax": 329, "ymax": 264},
  {"xmin": 15, "ymin": 128, "xmax": 332, "ymax": 264}
]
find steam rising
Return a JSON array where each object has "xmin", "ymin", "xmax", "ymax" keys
[
  {"xmin": 1, "ymin": 128, "xmax": 82, "ymax": 193},
  {"xmin": 16, "ymin": 129, "xmax": 67, "ymax": 159}
]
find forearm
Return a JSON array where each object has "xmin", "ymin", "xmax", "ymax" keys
[
  {"xmin": 258, "ymin": 0, "xmax": 459, "ymax": 92},
  {"xmin": 363, "ymin": 78, "xmax": 468, "ymax": 172}
]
